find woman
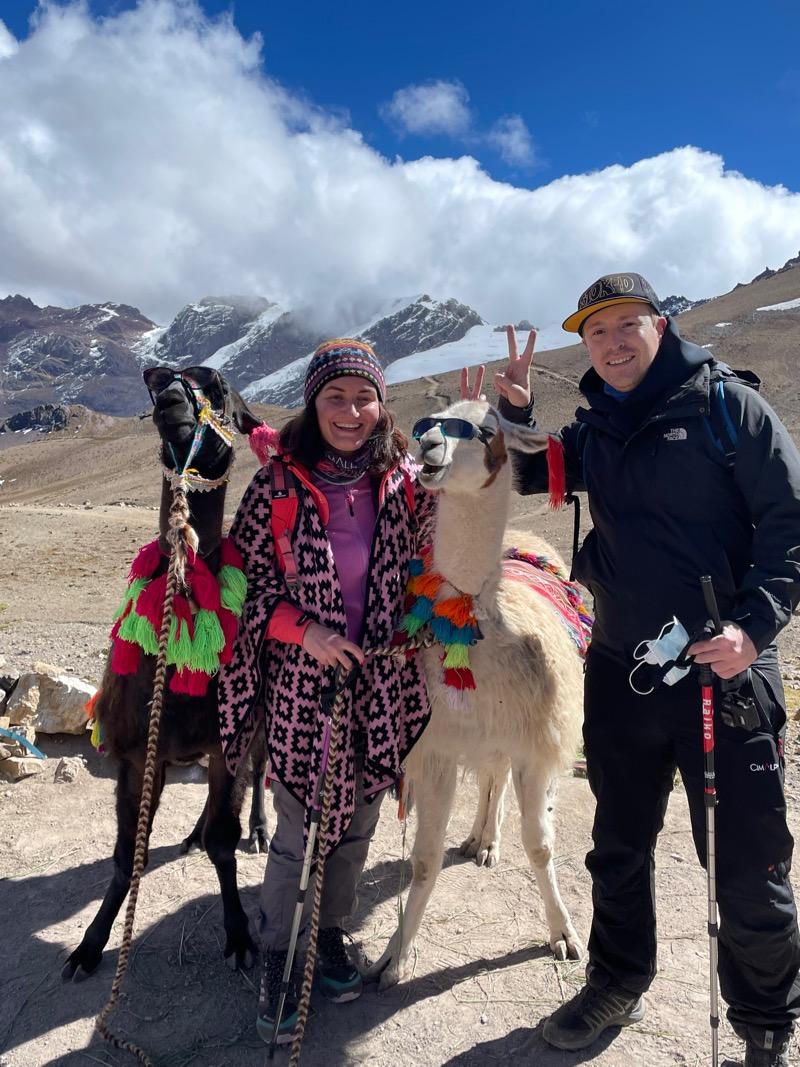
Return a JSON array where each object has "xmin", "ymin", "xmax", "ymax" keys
[{"xmin": 217, "ymin": 338, "xmax": 434, "ymax": 1044}]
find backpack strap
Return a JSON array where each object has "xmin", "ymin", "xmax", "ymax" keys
[
  {"xmin": 269, "ymin": 458, "xmax": 300, "ymax": 589},
  {"xmin": 705, "ymin": 378, "xmax": 738, "ymax": 469}
]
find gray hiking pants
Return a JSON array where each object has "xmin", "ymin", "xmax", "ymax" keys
[{"xmin": 259, "ymin": 769, "xmax": 386, "ymax": 952}]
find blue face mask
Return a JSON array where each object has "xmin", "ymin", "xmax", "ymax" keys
[{"xmin": 629, "ymin": 617, "xmax": 692, "ymax": 695}]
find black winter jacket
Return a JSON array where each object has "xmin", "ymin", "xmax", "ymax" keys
[{"xmin": 502, "ymin": 320, "xmax": 800, "ymax": 660}]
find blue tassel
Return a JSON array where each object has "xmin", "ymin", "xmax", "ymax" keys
[
  {"xmin": 410, "ymin": 596, "xmax": 434, "ymax": 622},
  {"xmin": 409, "ymin": 558, "xmax": 424, "ymax": 576}
]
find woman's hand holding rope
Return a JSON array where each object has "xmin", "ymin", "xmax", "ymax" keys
[{"xmin": 302, "ymin": 622, "xmax": 365, "ymax": 670}]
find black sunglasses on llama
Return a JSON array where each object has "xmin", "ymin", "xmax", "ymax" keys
[
  {"xmin": 143, "ymin": 365, "xmax": 218, "ymax": 407},
  {"xmin": 412, "ymin": 416, "xmax": 495, "ymax": 447}
]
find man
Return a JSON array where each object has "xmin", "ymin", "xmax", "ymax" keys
[{"xmin": 495, "ymin": 273, "xmax": 800, "ymax": 1066}]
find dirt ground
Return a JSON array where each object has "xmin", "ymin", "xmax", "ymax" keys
[{"xmin": 2, "ymin": 501, "xmax": 800, "ymax": 1067}]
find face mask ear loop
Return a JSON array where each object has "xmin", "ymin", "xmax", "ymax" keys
[
  {"xmin": 632, "ymin": 639, "xmax": 650, "ymax": 661},
  {"xmin": 629, "ymin": 662, "xmax": 655, "ymax": 696}
]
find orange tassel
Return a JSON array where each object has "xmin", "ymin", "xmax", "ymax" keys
[
  {"xmin": 434, "ymin": 595, "xmax": 475, "ymax": 628},
  {"xmin": 413, "ymin": 573, "xmax": 445, "ymax": 599},
  {"xmin": 85, "ymin": 690, "xmax": 100, "ymax": 720}
]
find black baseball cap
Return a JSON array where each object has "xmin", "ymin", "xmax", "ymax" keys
[{"xmin": 562, "ymin": 273, "xmax": 661, "ymax": 334}]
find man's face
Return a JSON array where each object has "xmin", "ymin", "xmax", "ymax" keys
[{"xmin": 581, "ymin": 302, "xmax": 667, "ymax": 392}]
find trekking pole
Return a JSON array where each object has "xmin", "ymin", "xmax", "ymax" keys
[
  {"xmin": 266, "ymin": 692, "xmax": 337, "ymax": 1060},
  {"xmin": 699, "ymin": 575, "xmax": 723, "ymax": 1067}
]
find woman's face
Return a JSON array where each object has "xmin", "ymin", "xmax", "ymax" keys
[{"xmin": 315, "ymin": 376, "xmax": 381, "ymax": 453}]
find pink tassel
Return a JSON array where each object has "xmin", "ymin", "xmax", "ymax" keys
[
  {"xmin": 129, "ymin": 538, "xmax": 163, "ymax": 580},
  {"xmin": 249, "ymin": 423, "xmax": 281, "ymax": 466},
  {"xmin": 111, "ymin": 638, "xmax": 141, "ymax": 674},
  {"xmin": 219, "ymin": 537, "xmax": 244, "ymax": 570},
  {"xmin": 170, "ymin": 668, "xmax": 211, "ymax": 696},
  {"xmin": 218, "ymin": 608, "xmax": 239, "ymax": 664},
  {"xmin": 189, "ymin": 555, "xmax": 221, "ymax": 612},
  {"xmin": 547, "ymin": 436, "xmax": 567, "ymax": 510}
]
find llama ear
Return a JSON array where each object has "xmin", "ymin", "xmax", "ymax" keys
[{"xmin": 496, "ymin": 415, "xmax": 551, "ymax": 454}]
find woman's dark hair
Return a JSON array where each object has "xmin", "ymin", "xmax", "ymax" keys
[{"xmin": 279, "ymin": 403, "xmax": 409, "ymax": 473}]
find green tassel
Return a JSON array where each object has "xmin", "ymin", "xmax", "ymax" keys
[
  {"xmin": 443, "ymin": 643, "xmax": 471, "ymax": 669},
  {"xmin": 218, "ymin": 565, "xmax": 247, "ymax": 616},
  {"xmin": 90, "ymin": 717, "xmax": 104, "ymax": 750},
  {"xmin": 168, "ymin": 613, "xmax": 194, "ymax": 670},
  {"xmin": 402, "ymin": 613, "xmax": 425, "ymax": 637},
  {"xmin": 118, "ymin": 603, "xmax": 158, "ymax": 654},
  {"xmin": 113, "ymin": 578, "xmax": 148, "ymax": 622},
  {"xmin": 190, "ymin": 610, "xmax": 226, "ymax": 674}
]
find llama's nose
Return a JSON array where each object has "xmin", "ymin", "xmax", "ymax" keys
[{"xmin": 418, "ymin": 434, "xmax": 447, "ymax": 467}]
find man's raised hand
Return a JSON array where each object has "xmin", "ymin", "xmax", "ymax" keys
[{"xmin": 495, "ymin": 326, "xmax": 535, "ymax": 409}]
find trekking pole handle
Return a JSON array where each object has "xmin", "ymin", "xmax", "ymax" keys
[{"xmin": 700, "ymin": 576, "xmax": 723, "ymax": 638}]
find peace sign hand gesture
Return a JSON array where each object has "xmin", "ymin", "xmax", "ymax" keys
[{"xmin": 494, "ymin": 326, "xmax": 536, "ymax": 409}]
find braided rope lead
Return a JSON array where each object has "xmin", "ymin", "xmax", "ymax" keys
[
  {"xmin": 94, "ymin": 485, "xmax": 193, "ymax": 1066},
  {"xmin": 287, "ymin": 628, "xmax": 437, "ymax": 1067}
]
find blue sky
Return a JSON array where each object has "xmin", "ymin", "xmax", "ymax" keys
[
  {"xmin": 4, "ymin": 0, "xmax": 799, "ymax": 189},
  {"xmin": 1, "ymin": 0, "xmax": 799, "ymax": 326}
]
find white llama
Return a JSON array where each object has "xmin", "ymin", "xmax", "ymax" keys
[{"xmin": 368, "ymin": 398, "xmax": 585, "ymax": 988}]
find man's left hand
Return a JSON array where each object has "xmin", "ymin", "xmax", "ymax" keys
[{"xmin": 688, "ymin": 622, "xmax": 758, "ymax": 679}]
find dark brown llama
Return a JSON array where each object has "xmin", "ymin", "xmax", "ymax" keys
[{"xmin": 62, "ymin": 367, "xmax": 266, "ymax": 981}]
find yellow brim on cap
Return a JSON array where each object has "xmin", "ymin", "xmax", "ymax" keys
[{"xmin": 562, "ymin": 295, "xmax": 655, "ymax": 334}]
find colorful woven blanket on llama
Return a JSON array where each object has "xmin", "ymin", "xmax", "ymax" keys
[{"xmin": 502, "ymin": 548, "xmax": 593, "ymax": 657}]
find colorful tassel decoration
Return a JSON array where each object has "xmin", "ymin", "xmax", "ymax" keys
[
  {"xmin": 107, "ymin": 536, "xmax": 247, "ymax": 692},
  {"xmin": 547, "ymin": 435, "xmax": 567, "ymax": 510},
  {"xmin": 394, "ymin": 547, "xmax": 482, "ymax": 700}
]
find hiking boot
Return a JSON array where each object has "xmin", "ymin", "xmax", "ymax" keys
[
  {"xmin": 542, "ymin": 983, "xmax": 645, "ymax": 1051},
  {"xmin": 316, "ymin": 927, "xmax": 363, "ymax": 1003},
  {"xmin": 256, "ymin": 948, "xmax": 299, "ymax": 1046},
  {"xmin": 743, "ymin": 1026, "xmax": 792, "ymax": 1067}
]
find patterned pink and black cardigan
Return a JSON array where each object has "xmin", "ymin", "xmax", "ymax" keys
[{"xmin": 217, "ymin": 455, "xmax": 435, "ymax": 849}]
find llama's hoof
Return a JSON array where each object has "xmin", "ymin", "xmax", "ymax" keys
[
  {"xmin": 224, "ymin": 932, "xmax": 257, "ymax": 971},
  {"xmin": 246, "ymin": 827, "xmax": 269, "ymax": 854},
  {"xmin": 180, "ymin": 833, "xmax": 204, "ymax": 855},
  {"xmin": 61, "ymin": 948, "xmax": 100, "ymax": 981},
  {"xmin": 551, "ymin": 929, "xmax": 583, "ymax": 962},
  {"xmin": 363, "ymin": 934, "xmax": 412, "ymax": 989},
  {"xmin": 476, "ymin": 842, "xmax": 501, "ymax": 868},
  {"xmin": 459, "ymin": 833, "xmax": 480, "ymax": 858}
]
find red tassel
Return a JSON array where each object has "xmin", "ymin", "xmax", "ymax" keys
[
  {"xmin": 443, "ymin": 667, "xmax": 477, "ymax": 690},
  {"xmin": 111, "ymin": 638, "xmax": 142, "ymax": 674},
  {"xmin": 189, "ymin": 555, "xmax": 221, "ymax": 611},
  {"xmin": 136, "ymin": 572, "xmax": 168, "ymax": 630},
  {"xmin": 85, "ymin": 689, "xmax": 101, "ymax": 719},
  {"xmin": 129, "ymin": 538, "xmax": 163, "ymax": 580},
  {"xmin": 249, "ymin": 423, "xmax": 281, "ymax": 466},
  {"xmin": 547, "ymin": 436, "xmax": 566, "ymax": 510},
  {"xmin": 170, "ymin": 667, "xmax": 211, "ymax": 696},
  {"xmin": 219, "ymin": 537, "xmax": 244, "ymax": 570},
  {"xmin": 218, "ymin": 607, "xmax": 239, "ymax": 664}
]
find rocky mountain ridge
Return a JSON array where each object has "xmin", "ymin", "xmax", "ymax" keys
[{"xmin": 1, "ymin": 253, "xmax": 798, "ymax": 418}]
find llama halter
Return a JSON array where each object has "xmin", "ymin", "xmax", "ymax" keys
[
  {"xmin": 395, "ymin": 544, "xmax": 482, "ymax": 700},
  {"xmin": 160, "ymin": 390, "xmax": 236, "ymax": 492}
]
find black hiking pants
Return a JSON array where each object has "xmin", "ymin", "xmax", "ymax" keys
[{"xmin": 583, "ymin": 646, "xmax": 800, "ymax": 1032}]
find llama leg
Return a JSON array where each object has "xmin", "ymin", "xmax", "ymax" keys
[
  {"xmin": 247, "ymin": 748, "xmax": 269, "ymax": 854},
  {"xmin": 460, "ymin": 765, "xmax": 510, "ymax": 868},
  {"xmin": 181, "ymin": 797, "xmax": 208, "ymax": 854},
  {"xmin": 512, "ymin": 763, "xmax": 582, "ymax": 961},
  {"xmin": 365, "ymin": 756, "xmax": 458, "ymax": 989},
  {"xmin": 203, "ymin": 752, "xmax": 256, "ymax": 970},
  {"xmin": 62, "ymin": 758, "xmax": 166, "ymax": 980}
]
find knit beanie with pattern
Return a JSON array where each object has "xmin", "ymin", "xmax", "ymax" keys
[{"xmin": 303, "ymin": 338, "xmax": 386, "ymax": 406}]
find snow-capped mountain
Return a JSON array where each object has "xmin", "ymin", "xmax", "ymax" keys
[
  {"xmin": 243, "ymin": 295, "xmax": 484, "ymax": 405},
  {"xmin": 0, "ymin": 295, "xmax": 157, "ymax": 417},
  {"xmin": 661, "ymin": 294, "xmax": 708, "ymax": 317}
]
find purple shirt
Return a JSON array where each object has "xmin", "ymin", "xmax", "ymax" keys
[{"xmin": 312, "ymin": 471, "xmax": 377, "ymax": 642}]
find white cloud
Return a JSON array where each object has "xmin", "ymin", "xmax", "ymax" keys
[
  {"xmin": 0, "ymin": 19, "xmax": 18, "ymax": 58},
  {"xmin": 1, "ymin": 1, "xmax": 799, "ymax": 336},
  {"xmin": 487, "ymin": 114, "xmax": 535, "ymax": 167},
  {"xmin": 380, "ymin": 79, "xmax": 471, "ymax": 137}
]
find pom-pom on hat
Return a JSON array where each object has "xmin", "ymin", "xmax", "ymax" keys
[{"xmin": 304, "ymin": 338, "xmax": 386, "ymax": 406}]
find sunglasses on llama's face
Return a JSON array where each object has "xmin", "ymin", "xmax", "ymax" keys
[
  {"xmin": 143, "ymin": 365, "xmax": 218, "ymax": 406},
  {"xmin": 412, "ymin": 416, "xmax": 495, "ymax": 447}
]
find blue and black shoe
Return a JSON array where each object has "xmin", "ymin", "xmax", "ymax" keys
[
  {"xmin": 316, "ymin": 927, "xmax": 363, "ymax": 1003},
  {"xmin": 256, "ymin": 948, "xmax": 299, "ymax": 1046}
]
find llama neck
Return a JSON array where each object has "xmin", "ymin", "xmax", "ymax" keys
[
  {"xmin": 158, "ymin": 480, "xmax": 227, "ymax": 562},
  {"xmin": 431, "ymin": 464, "xmax": 511, "ymax": 600}
]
